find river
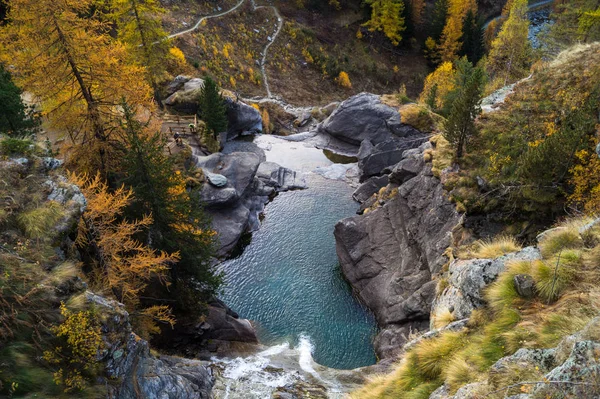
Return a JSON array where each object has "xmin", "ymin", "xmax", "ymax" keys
[{"xmin": 217, "ymin": 135, "xmax": 377, "ymax": 372}]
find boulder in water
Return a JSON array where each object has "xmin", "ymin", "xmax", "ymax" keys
[{"xmin": 256, "ymin": 161, "xmax": 307, "ymax": 191}]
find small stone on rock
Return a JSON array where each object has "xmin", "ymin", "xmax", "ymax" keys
[{"xmin": 205, "ymin": 171, "xmax": 228, "ymax": 187}]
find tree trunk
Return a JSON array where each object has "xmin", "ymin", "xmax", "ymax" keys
[
  {"xmin": 53, "ymin": 17, "xmax": 108, "ymax": 175},
  {"xmin": 131, "ymin": 0, "xmax": 163, "ymax": 108}
]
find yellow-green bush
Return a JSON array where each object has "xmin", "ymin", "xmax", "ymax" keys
[{"xmin": 43, "ymin": 303, "xmax": 104, "ymax": 392}]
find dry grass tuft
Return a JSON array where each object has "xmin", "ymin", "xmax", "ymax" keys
[
  {"xmin": 471, "ymin": 235, "xmax": 522, "ymax": 259},
  {"xmin": 430, "ymin": 135, "xmax": 454, "ymax": 177},
  {"xmin": 432, "ymin": 308, "xmax": 455, "ymax": 330}
]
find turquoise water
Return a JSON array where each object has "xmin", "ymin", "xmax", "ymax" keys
[{"xmin": 218, "ymin": 175, "xmax": 378, "ymax": 370}]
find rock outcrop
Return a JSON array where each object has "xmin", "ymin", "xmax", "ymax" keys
[
  {"xmin": 86, "ymin": 291, "xmax": 215, "ymax": 399},
  {"xmin": 319, "ymin": 93, "xmax": 422, "ymax": 146},
  {"xmin": 318, "ymin": 93, "xmax": 426, "ymax": 182},
  {"xmin": 334, "ymin": 143, "xmax": 463, "ymax": 359},
  {"xmin": 431, "ymin": 247, "xmax": 541, "ymax": 324},
  {"xmin": 225, "ymin": 97, "xmax": 263, "ymax": 140},
  {"xmin": 195, "ymin": 150, "xmax": 306, "ymax": 256},
  {"xmin": 429, "ymin": 316, "xmax": 600, "ymax": 399}
]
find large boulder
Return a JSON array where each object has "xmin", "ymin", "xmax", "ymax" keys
[
  {"xmin": 209, "ymin": 204, "xmax": 252, "ymax": 256},
  {"xmin": 319, "ymin": 93, "xmax": 422, "ymax": 146},
  {"xmin": 195, "ymin": 151, "xmax": 305, "ymax": 256},
  {"xmin": 256, "ymin": 161, "xmax": 307, "ymax": 191},
  {"xmin": 358, "ymin": 140, "xmax": 428, "ymax": 181},
  {"xmin": 164, "ymin": 78, "xmax": 205, "ymax": 114},
  {"xmin": 225, "ymin": 98, "xmax": 263, "ymax": 140},
  {"xmin": 334, "ymin": 149, "xmax": 462, "ymax": 359},
  {"xmin": 196, "ymin": 152, "xmax": 262, "ymax": 208},
  {"xmin": 389, "ymin": 146, "xmax": 428, "ymax": 185},
  {"xmin": 353, "ymin": 175, "xmax": 389, "ymax": 203},
  {"xmin": 84, "ymin": 292, "xmax": 216, "ymax": 399},
  {"xmin": 165, "ymin": 74, "xmax": 192, "ymax": 97},
  {"xmin": 163, "ymin": 76, "xmax": 263, "ymax": 139}
]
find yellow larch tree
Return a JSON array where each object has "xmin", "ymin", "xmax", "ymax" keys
[
  {"xmin": 418, "ymin": 61, "xmax": 456, "ymax": 109},
  {"xmin": 486, "ymin": 0, "xmax": 532, "ymax": 89},
  {"xmin": 437, "ymin": 0, "xmax": 477, "ymax": 62},
  {"xmin": 0, "ymin": 0, "xmax": 152, "ymax": 175},
  {"xmin": 108, "ymin": 0, "xmax": 172, "ymax": 105},
  {"xmin": 363, "ymin": 0, "xmax": 407, "ymax": 46}
]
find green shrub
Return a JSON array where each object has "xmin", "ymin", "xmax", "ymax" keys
[{"xmin": 0, "ymin": 137, "xmax": 33, "ymax": 155}]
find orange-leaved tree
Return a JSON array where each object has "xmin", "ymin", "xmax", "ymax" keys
[
  {"xmin": 0, "ymin": 0, "xmax": 151, "ymax": 175},
  {"xmin": 71, "ymin": 172, "xmax": 178, "ymax": 337}
]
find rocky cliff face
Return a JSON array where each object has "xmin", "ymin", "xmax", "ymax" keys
[
  {"xmin": 317, "ymin": 93, "xmax": 463, "ymax": 359},
  {"xmin": 335, "ymin": 143, "xmax": 462, "ymax": 359},
  {"xmin": 82, "ymin": 291, "xmax": 215, "ymax": 399}
]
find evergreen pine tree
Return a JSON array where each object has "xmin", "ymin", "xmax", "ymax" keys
[
  {"xmin": 198, "ymin": 77, "xmax": 228, "ymax": 139},
  {"xmin": 460, "ymin": 9, "xmax": 485, "ymax": 64},
  {"xmin": 443, "ymin": 57, "xmax": 486, "ymax": 158},
  {"xmin": 425, "ymin": 83, "xmax": 439, "ymax": 110},
  {"xmin": 429, "ymin": 0, "xmax": 449, "ymax": 41},
  {"xmin": 117, "ymin": 101, "xmax": 221, "ymax": 311},
  {"xmin": 0, "ymin": 64, "xmax": 38, "ymax": 135}
]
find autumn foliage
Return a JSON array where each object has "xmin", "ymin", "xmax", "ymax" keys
[
  {"xmin": 336, "ymin": 71, "xmax": 352, "ymax": 88},
  {"xmin": 437, "ymin": 0, "xmax": 477, "ymax": 62},
  {"xmin": 0, "ymin": 0, "xmax": 151, "ymax": 174},
  {"xmin": 419, "ymin": 61, "xmax": 456, "ymax": 110},
  {"xmin": 43, "ymin": 304, "xmax": 104, "ymax": 392},
  {"xmin": 363, "ymin": 0, "xmax": 406, "ymax": 46},
  {"xmin": 71, "ymin": 172, "xmax": 178, "ymax": 337}
]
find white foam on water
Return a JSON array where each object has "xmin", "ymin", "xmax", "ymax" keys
[
  {"xmin": 220, "ymin": 356, "xmax": 270, "ymax": 380},
  {"xmin": 213, "ymin": 336, "xmax": 352, "ymax": 398},
  {"xmin": 257, "ymin": 341, "xmax": 290, "ymax": 357},
  {"xmin": 297, "ymin": 334, "xmax": 321, "ymax": 379}
]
